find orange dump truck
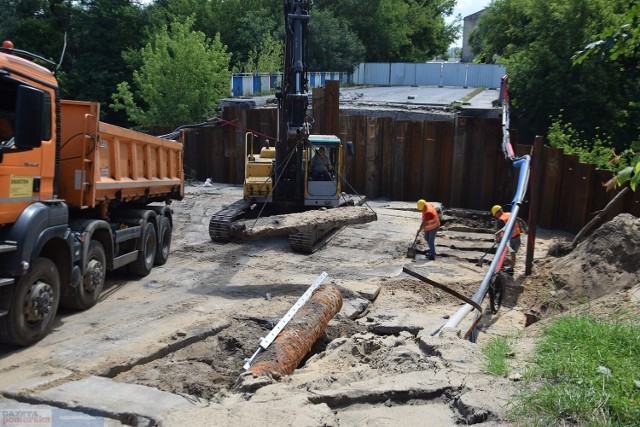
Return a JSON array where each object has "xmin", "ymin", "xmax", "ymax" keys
[{"xmin": 0, "ymin": 43, "xmax": 184, "ymax": 345}]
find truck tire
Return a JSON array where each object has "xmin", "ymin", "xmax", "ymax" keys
[
  {"xmin": 129, "ymin": 222, "xmax": 157, "ymax": 277},
  {"xmin": 61, "ymin": 240, "xmax": 106, "ymax": 310},
  {"xmin": 154, "ymin": 216, "xmax": 172, "ymax": 266},
  {"xmin": 0, "ymin": 258, "xmax": 60, "ymax": 346}
]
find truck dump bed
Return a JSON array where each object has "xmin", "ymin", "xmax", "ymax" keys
[{"xmin": 58, "ymin": 100, "xmax": 183, "ymax": 209}]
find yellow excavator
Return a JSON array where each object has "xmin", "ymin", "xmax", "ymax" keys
[{"xmin": 209, "ymin": 0, "xmax": 375, "ymax": 253}]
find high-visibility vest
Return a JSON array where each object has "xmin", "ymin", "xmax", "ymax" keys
[
  {"xmin": 499, "ymin": 212, "xmax": 521, "ymax": 237},
  {"xmin": 421, "ymin": 203, "xmax": 440, "ymax": 231}
]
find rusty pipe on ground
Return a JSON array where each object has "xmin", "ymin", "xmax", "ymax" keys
[{"xmin": 248, "ymin": 285, "xmax": 343, "ymax": 377}]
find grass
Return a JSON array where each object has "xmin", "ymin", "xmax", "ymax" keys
[
  {"xmin": 483, "ymin": 336, "xmax": 515, "ymax": 377},
  {"xmin": 509, "ymin": 315, "xmax": 640, "ymax": 426}
]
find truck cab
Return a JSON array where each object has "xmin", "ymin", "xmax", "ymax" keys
[{"xmin": 0, "ymin": 42, "xmax": 183, "ymax": 346}]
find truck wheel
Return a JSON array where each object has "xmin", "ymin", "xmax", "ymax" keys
[
  {"xmin": 129, "ymin": 222, "xmax": 157, "ymax": 277},
  {"xmin": 0, "ymin": 258, "xmax": 60, "ymax": 346},
  {"xmin": 154, "ymin": 216, "xmax": 172, "ymax": 266},
  {"xmin": 62, "ymin": 240, "xmax": 106, "ymax": 310}
]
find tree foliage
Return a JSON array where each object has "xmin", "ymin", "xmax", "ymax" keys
[
  {"xmin": 0, "ymin": 0, "xmax": 460, "ymax": 128},
  {"xmin": 321, "ymin": 0, "xmax": 457, "ymax": 62},
  {"xmin": 110, "ymin": 17, "xmax": 231, "ymax": 129},
  {"xmin": 574, "ymin": 0, "xmax": 640, "ymax": 191},
  {"xmin": 241, "ymin": 32, "xmax": 283, "ymax": 73},
  {"xmin": 469, "ymin": 0, "xmax": 637, "ymax": 154},
  {"xmin": 307, "ymin": 8, "xmax": 365, "ymax": 72}
]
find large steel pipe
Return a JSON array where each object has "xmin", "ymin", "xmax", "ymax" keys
[{"xmin": 249, "ymin": 285, "xmax": 342, "ymax": 377}]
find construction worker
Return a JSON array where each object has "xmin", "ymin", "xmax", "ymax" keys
[
  {"xmin": 310, "ymin": 147, "xmax": 333, "ymax": 181},
  {"xmin": 491, "ymin": 205, "xmax": 527, "ymax": 270},
  {"xmin": 418, "ymin": 199, "xmax": 440, "ymax": 261}
]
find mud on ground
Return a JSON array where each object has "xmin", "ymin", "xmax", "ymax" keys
[{"xmin": 0, "ymin": 183, "xmax": 637, "ymax": 426}]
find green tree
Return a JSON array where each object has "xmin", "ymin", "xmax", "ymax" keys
[
  {"xmin": 64, "ymin": 0, "xmax": 145, "ymax": 123},
  {"xmin": 575, "ymin": 0, "xmax": 640, "ymax": 190},
  {"xmin": 111, "ymin": 16, "xmax": 231, "ymax": 129},
  {"xmin": 469, "ymin": 0, "xmax": 633, "ymax": 152},
  {"xmin": 321, "ymin": 0, "xmax": 457, "ymax": 62},
  {"xmin": 307, "ymin": 7, "xmax": 365, "ymax": 71},
  {"xmin": 241, "ymin": 32, "xmax": 283, "ymax": 73}
]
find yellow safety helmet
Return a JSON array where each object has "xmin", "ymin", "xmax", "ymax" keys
[
  {"xmin": 491, "ymin": 205, "xmax": 502, "ymax": 216},
  {"xmin": 417, "ymin": 199, "xmax": 426, "ymax": 211}
]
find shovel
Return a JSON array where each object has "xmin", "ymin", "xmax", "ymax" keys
[
  {"xmin": 406, "ymin": 228, "xmax": 422, "ymax": 258},
  {"xmin": 476, "ymin": 242, "xmax": 497, "ymax": 266}
]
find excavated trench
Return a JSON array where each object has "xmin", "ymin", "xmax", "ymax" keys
[{"xmin": 106, "ymin": 208, "xmax": 508, "ymax": 409}]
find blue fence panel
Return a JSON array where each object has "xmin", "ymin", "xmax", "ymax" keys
[
  {"xmin": 232, "ymin": 75, "xmax": 243, "ymax": 97},
  {"xmin": 467, "ymin": 64, "xmax": 505, "ymax": 88},
  {"xmin": 353, "ymin": 64, "xmax": 366, "ymax": 85},
  {"xmin": 415, "ymin": 63, "xmax": 442, "ymax": 86},
  {"xmin": 442, "ymin": 63, "xmax": 467, "ymax": 87},
  {"xmin": 260, "ymin": 74, "xmax": 271, "ymax": 92},
  {"xmin": 390, "ymin": 63, "xmax": 416, "ymax": 86},
  {"xmin": 253, "ymin": 74, "xmax": 262, "ymax": 93},
  {"xmin": 229, "ymin": 63, "xmax": 504, "ymax": 95},
  {"xmin": 363, "ymin": 63, "xmax": 391, "ymax": 85},
  {"xmin": 271, "ymin": 74, "xmax": 280, "ymax": 90}
]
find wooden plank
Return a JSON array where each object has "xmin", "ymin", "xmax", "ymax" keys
[
  {"xmin": 438, "ymin": 121, "xmax": 455, "ymax": 206},
  {"xmin": 405, "ymin": 121, "xmax": 424, "ymax": 201},
  {"xmin": 365, "ymin": 117, "xmax": 381, "ymax": 198},
  {"xmin": 525, "ymin": 136, "xmax": 545, "ymax": 276},
  {"xmin": 339, "ymin": 115, "xmax": 355, "ymax": 188},
  {"xmin": 558, "ymin": 154, "xmax": 579, "ymax": 231},
  {"xmin": 312, "ymin": 86, "xmax": 326, "ymax": 133},
  {"xmin": 354, "ymin": 115, "xmax": 367, "ymax": 194},
  {"xmin": 422, "ymin": 121, "xmax": 440, "ymax": 200},
  {"xmin": 325, "ymin": 80, "xmax": 340, "ymax": 136},
  {"xmin": 392, "ymin": 121, "xmax": 409, "ymax": 200},
  {"xmin": 480, "ymin": 121, "xmax": 500, "ymax": 212},
  {"xmin": 539, "ymin": 146, "xmax": 563, "ymax": 228},
  {"xmin": 466, "ymin": 117, "xmax": 485, "ymax": 209},
  {"xmin": 380, "ymin": 117, "xmax": 394, "ymax": 198},
  {"xmin": 571, "ymin": 162, "xmax": 594, "ymax": 231},
  {"xmin": 449, "ymin": 116, "xmax": 468, "ymax": 207}
]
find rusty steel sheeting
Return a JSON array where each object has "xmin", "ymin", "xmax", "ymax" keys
[{"xmin": 248, "ymin": 285, "xmax": 343, "ymax": 377}]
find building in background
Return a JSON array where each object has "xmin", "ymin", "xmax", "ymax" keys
[{"xmin": 461, "ymin": 9, "xmax": 486, "ymax": 63}]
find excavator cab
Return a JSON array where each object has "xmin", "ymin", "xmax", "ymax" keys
[{"xmin": 305, "ymin": 135, "xmax": 341, "ymax": 207}]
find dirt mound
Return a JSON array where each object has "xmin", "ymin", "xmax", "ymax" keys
[{"xmin": 527, "ymin": 213, "xmax": 640, "ymax": 319}]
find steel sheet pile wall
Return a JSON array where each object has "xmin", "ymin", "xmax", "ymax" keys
[
  {"xmin": 182, "ymin": 107, "xmax": 638, "ymax": 234},
  {"xmin": 336, "ymin": 114, "xmax": 515, "ymax": 210}
]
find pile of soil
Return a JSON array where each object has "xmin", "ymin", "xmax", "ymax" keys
[{"xmin": 524, "ymin": 213, "xmax": 640, "ymax": 321}]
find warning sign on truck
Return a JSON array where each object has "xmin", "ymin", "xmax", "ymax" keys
[{"xmin": 9, "ymin": 176, "xmax": 33, "ymax": 198}]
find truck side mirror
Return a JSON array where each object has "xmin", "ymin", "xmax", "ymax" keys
[{"xmin": 14, "ymin": 84, "xmax": 44, "ymax": 149}]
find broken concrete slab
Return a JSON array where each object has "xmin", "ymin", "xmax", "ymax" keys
[
  {"xmin": 160, "ymin": 391, "xmax": 336, "ymax": 426},
  {"xmin": 335, "ymin": 280, "xmax": 381, "ymax": 301},
  {"xmin": 361, "ymin": 309, "xmax": 430, "ymax": 336},
  {"xmin": 30, "ymin": 376, "xmax": 193, "ymax": 422},
  {"xmin": 336, "ymin": 401, "xmax": 458, "ymax": 426},
  {"xmin": 306, "ymin": 371, "xmax": 459, "ymax": 407},
  {"xmin": 338, "ymin": 297, "xmax": 370, "ymax": 320}
]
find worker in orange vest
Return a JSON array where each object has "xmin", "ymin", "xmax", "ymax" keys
[
  {"xmin": 418, "ymin": 199, "xmax": 440, "ymax": 261},
  {"xmin": 491, "ymin": 204, "xmax": 527, "ymax": 270}
]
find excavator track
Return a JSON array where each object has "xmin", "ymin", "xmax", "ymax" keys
[
  {"xmin": 209, "ymin": 200, "xmax": 253, "ymax": 242},
  {"xmin": 288, "ymin": 226, "xmax": 342, "ymax": 254}
]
